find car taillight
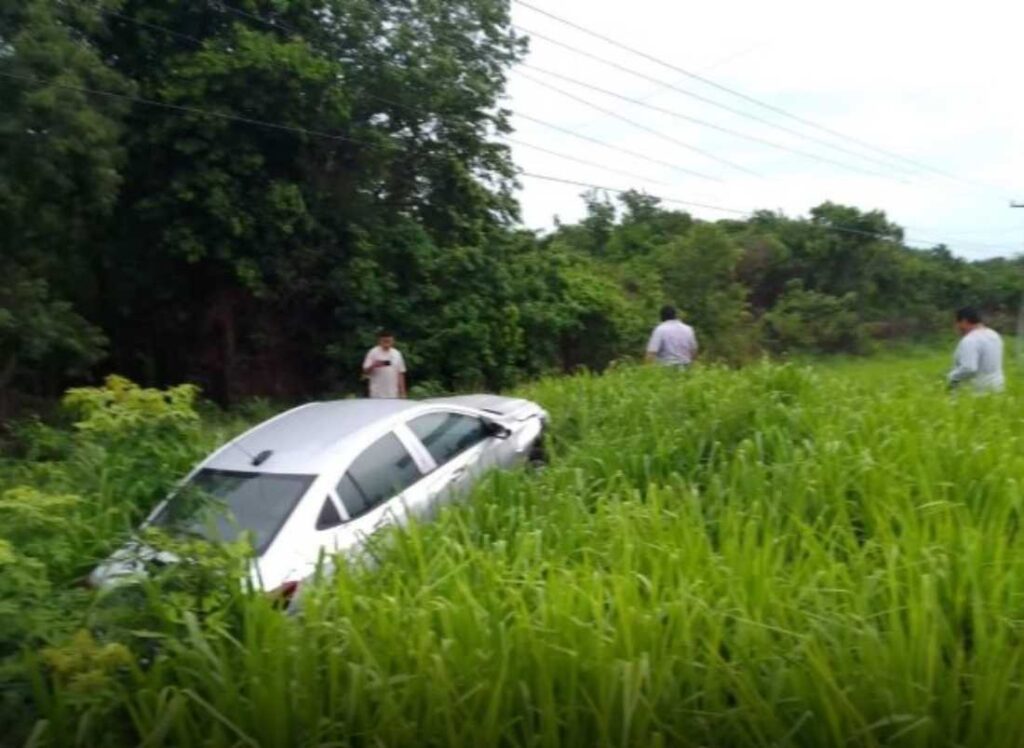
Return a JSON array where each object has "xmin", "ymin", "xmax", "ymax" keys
[{"xmin": 269, "ymin": 580, "xmax": 301, "ymax": 607}]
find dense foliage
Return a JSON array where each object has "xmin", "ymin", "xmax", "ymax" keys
[
  {"xmin": 2, "ymin": 0, "xmax": 1022, "ymax": 414},
  {"xmin": 1, "ymin": 352, "xmax": 1022, "ymax": 745},
  {"xmin": 5, "ymin": 2, "xmax": 1024, "ymax": 744}
]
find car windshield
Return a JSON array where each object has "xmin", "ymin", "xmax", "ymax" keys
[{"xmin": 151, "ymin": 469, "xmax": 314, "ymax": 555}]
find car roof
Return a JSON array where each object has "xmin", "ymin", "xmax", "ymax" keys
[
  {"xmin": 428, "ymin": 394, "xmax": 533, "ymax": 418},
  {"xmin": 205, "ymin": 399, "xmax": 425, "ymax": 475}
]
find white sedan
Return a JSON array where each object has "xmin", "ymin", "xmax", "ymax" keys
[{"xmin": 89, "ymin": 395, "xmax": 548, "ymax": 601}]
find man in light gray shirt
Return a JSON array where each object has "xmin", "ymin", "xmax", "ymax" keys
[
  {"xmin": 646, "ymin": 305, "xmax": 698, "ymax": 367},
  {"xmin": 948, "ymin": 307, "xmax": 1004, "ymax": 393}
]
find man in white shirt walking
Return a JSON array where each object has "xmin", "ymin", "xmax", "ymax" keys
[
  {"xmin": 948, "ymin": 307, "xmax": 1004, "ymax": 393},
  {"xmin": 362, "ymin": 330, "xmax": 407, "ymax": 398},
  {"xmin": 645, "ymin": 305, "xmax": 698, "ymax": 368}
]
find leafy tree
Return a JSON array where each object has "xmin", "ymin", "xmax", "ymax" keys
[
  {"xmin": 0, "ymin": 0, "xmax": 124, "ymax": 411},
  {"xmin": 764, "ymin": 281, "xmax": 868, "ymax": 354},
  {"xmin": 0, "ymin": 0, "xmax": 130, "ymax": 276},
  {"xmin": 89, "ymin": 0, "xmax": 527, "ymax": 400},
  {"xmin": 800, "ymin": 202, "xmax": 904, "ymax": 310},
  {"xmin": 3, "ymin": 0, "xmax": 1024, "ymax": 407},
  {"xmin": 613, "ymin": 191, "xmax": 693, "ymax": 255},
  {"xmin": 0, "ymin": 270, "xmax": 106, "ymax": 416},
  {"xmin": 653, "ymin": 224, "xmax": 753, "ymax": 360},
  {"xmin": 736, "ymin": 232, "xmax": 793, "ymax": 312},
  {"xmin": 503, "ymin": 236, "xmax": 648, "ymax": 374}
]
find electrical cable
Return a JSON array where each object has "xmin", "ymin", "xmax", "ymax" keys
[
  {"xmin": 87, "ymin": 6, "xmax": 719, "ymax": 184},
  {"xmin": 516, "ymin": 69, "xmax": 758, "ymax": 177},
  {"xmin": 513, "ymin": 0, "xmax": 1009, "ymax": 193},
  {"xmin": 519, "ymin": 63, "xmax": 902, "ymax": 182}
]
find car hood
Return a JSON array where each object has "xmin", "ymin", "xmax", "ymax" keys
[
  {"xmin": 90, "ymin": 540, "xmax": 276, "ymax": 591},
  {"xmin": 88, "ymin": 541, "xmax": 181, "ymax": 588}
]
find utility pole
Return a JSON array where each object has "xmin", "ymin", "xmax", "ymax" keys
[{"xmin": 1014, "ymin": 202, "xmax": 1024, "ymax": 365}]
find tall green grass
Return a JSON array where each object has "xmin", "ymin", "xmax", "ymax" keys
[{"xmin": 23, "ymin": 355, "xmax": 1024, "ymax": 746}]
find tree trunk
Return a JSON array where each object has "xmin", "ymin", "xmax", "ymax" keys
[{"xmin": 0, "ymin": 353, "xmax": 19, "ymax": 424}]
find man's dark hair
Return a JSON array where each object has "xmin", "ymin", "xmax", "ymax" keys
[
  {"xmin": 955, "ymin": 307, "xmax": 981, "ymax": 324},
  {"xmin": 660, "ymin": 305, "xmax": 677, "ymax": 322},
  {"xmin": 377, "ymin": 329, "xmax": 394, "ymax": 339}
]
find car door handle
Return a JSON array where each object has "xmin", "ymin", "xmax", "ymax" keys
[{"xmin": 448, "ymin": 467, "xmax": 467, "ymax": 483}]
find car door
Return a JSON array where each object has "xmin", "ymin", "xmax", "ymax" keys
[
  {"xmin": 332, "ymin": 431, "xmax": 426, "ymax": 551},
  {"xmin": 272, "ymin": 490, "xmax": 345, "ymax": 584},
  {"xmin": 405, "ymin": 410, "xmax": 496, "ymax": 514}
]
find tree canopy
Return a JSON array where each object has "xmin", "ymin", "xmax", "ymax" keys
[{"xmin": 1, "ymin": 0, "xmax": 1021, "ymax": 412}]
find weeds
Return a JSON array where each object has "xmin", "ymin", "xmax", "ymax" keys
[{"xmin": 4, "ymin": 355, "xmax": 1024, "ymax": 746}]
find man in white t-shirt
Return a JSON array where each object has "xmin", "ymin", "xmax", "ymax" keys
[
  {"xmin": 645, "ymin": 305, "xmax": 698, "ymax": 367},
  {"xmin": 948, "ymin": 307, "xmax": 1004, "ymax": 393},
  {"xmin": 362, "ymin": 331, "xmax": 407, "ymax": 398}
]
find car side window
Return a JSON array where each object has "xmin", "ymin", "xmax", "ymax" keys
[
  {"xmin": 336, "ymin": 432, "xmax": 423, "ymax": 520},
  {"xmin": 315, "ymin": 497, "xmax": 342, "ymax": 531},
  {"xmin": 408, "ymin": 412, "xmax": 490, "ymax": 467}
]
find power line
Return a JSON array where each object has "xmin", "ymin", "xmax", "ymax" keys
[
  {"xmin": 209, "ymin": 0, "xmax": 302, "ymax": 36},
  {"xmin": 4, "ymin": 71, "xmax": 1006, "ymax": 254},
  {"xmin": 515, "ymin": 112, "xmax": 721, "ymax": 182},
  {"xmin": 3, "ymin": 68, "xmax": 693, "ymax": 200},
  {"xmin": 354, "ymin": 84, "xmax": 720, "ymax": 183},
  {"xmin": 513, "ymin": 0, "xmax": 1006, "ymax": 193},
  {"xmin": 898, "ymin": 232, "xmax": 1019, "ymax": 250},
  {"xmin": 198, "ymin": 2, "xmax": 736, "ymax": 185},
  {"xmin": 113, "ymin": 6, "xmax": 1015, "ymax": 246},
  {"xmin": 516, "ymin": 69, "xmax": 758, "ymax": 177},
  {"xmin": 505, "ymin": 137, "xmax": 669, "ymax": 186},
  {"xmin": 343, "ymin": 90, "xmax": 718, "ymax": 186},
  {"xmin": 519, "ymin": 63, "xmax": 902, "ymax": 182},
  {"xmin": 91, "ymin": 6, "xmax": 721, "ymax": 186},
  {"xmin": 100, "ymin": 9, "xmax": 205, "ymax": 46},
  {"xmin": 503, "ymin": 146, "xmax": 1012, "ymax": 252},
  {"xmin": 0, "ymin": 71, "xmax": 368, "ymax": 146},
  {"xmin": 219, "ymin": 1, "xmax": 733, "ymax": 185},
  {"xmin": 908, "ymin": 225, "xmax": 1024, "ymax": 238},
  {"xmin": 518, "ymin": 171, "xmax": 1000, "ymax": 251},
  {"xmin": 33, "ymin": 7, "xmax": 1015, "ymax": 256},
  {"xmin": 101, "ymin": 5, "xmax": 1011, "ymax": 204},
  {"xmin": 520, "ymin": 171, "xmax": 746, "ymax": 215},
  {"xmin": 550, "ymin": 41, "xmax": 775, "ymax": 151},
  {"xmin": 514, "ymin": 23, "xmax": 918, "ymax": 178}
]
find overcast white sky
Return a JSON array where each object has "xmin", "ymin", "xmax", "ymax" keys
[{"xmin": 503, "ymin": 0, "xmax": 1024, "ymax": 259}]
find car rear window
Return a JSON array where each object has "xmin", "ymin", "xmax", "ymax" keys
[{"xmin": 152, "ymin": 469, "xmax": 314, "ymax": 555}]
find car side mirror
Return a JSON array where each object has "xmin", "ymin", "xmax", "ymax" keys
[{"xmin": 483, "ymin": 420, "xmax": 511, "ymax": 439}]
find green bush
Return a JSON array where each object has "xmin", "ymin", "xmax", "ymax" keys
[
  {"xmin": 0, "ymin": 376, "xmax": 236, "ymax": 741},
  {"xmin": 764, "ymin": 281, "xmax": 869, "ymax": 354},
  {"xmin": 9, "ymin": 357, "xmax": 1024, "ymax": 747}
]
